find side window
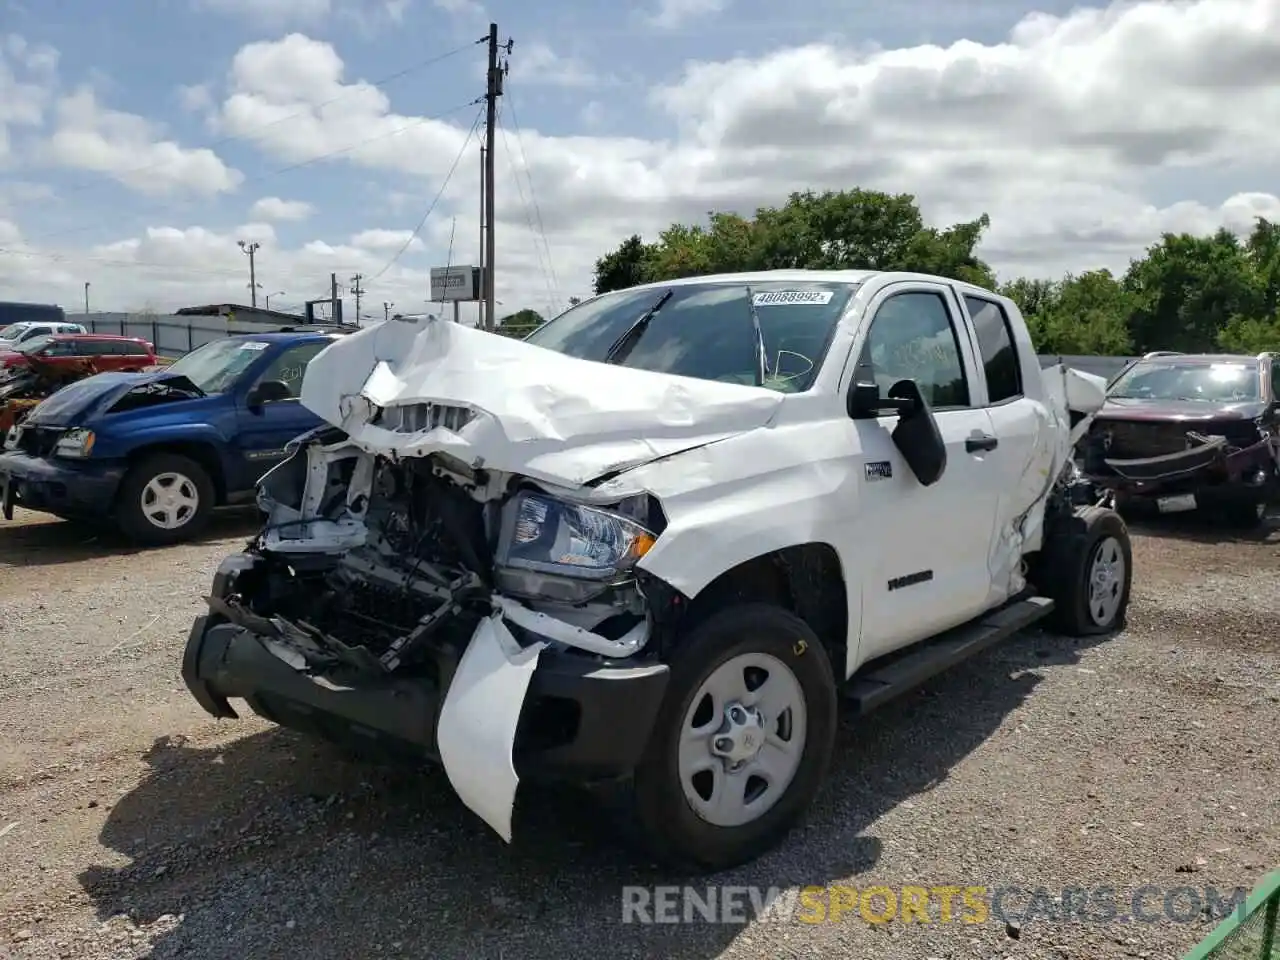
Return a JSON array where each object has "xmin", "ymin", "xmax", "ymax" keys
[
  {"xmin": 45, "ymin": 340, "xmax": 79, "ymax": 356},
  {"xmin": 84, "ymin": 340, "xmax": 115, "ymax": 356},
  {"xmin": 22, "ymin": 326, "xmax": 51, "ymax": 342},
  {"xmin": 855, "ymin": 291, "xmax": 970, "ymax": 408},
  {"xmin": 1271, "ymin": 361, "xmax": 1280, "ymax": 401},
  {"xmin": 254, "ymin": 342, "xmax": 328, "ymax": 399},
  {"xmin": 964, "ymin": 295, "xmax": 1023, "ymax": 404}
]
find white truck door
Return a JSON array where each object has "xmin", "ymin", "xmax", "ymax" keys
[
  {"xmin": 958, "ymin": 292, "xmax": 1053, "ymax": 606},
  {"xmin": 849, "ymin": 283, "xmax": 1002, "ymax": 660}
]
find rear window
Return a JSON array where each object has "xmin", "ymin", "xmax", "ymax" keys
[{"xmin": 964, "ymin": 295, "xmax": 1023, "ymax": 404}]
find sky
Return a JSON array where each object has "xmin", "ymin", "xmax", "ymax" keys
[{"xmin": 1, "ymin": 0, "xmax": 1279, "ymax": 327}]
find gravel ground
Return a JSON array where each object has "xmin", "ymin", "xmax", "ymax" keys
[{"xmin": 0, "ymin": 505, "xmax": 1277, "ymax": 960}]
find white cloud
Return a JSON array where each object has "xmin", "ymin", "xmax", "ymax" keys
[
  {"xmin": 251, "ymin": 196, "xmax": 315, "ymax": 221},
  {"xmin": 0, "ymin": 33, "xmax": 57, "ymax": 164},
  {"xmin": 40, "ymin": 87, "xmax": 241, "ymax": 196},
  {"xmin": 514, "ymin": 42, "xmax": 600, "ymax": 88},
  {"xmin": 6, "ymin": 0, "xmax": 1280, "ymax": 324},
  {"xmin": 351, "ymin": 228, "xmax": 423, "ymax": 251},
  {"xmin": 177, "ymin": 83, "xmax": 214, "ymax": 113},
  {"xmin": 647, "ymin": 0, "xmax": 730, "ymax": 30}
]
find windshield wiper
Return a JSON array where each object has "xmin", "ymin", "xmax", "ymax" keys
[
  {"xmin": 603, "ymin": 289, "xmax": 672, "ymax": 365},
  {"xmin": 743, "ymin": 286, "xmax": 769, "ymax": 386}
]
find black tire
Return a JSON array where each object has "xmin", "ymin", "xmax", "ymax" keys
[
  {"xmin": 115, "ymin": 453, "xmax": 215, "ymax": 546},
  {"xmin": 621, "ymin": 603, "xmax": 838, "ymax": 873},
  {"xmin": 1038, "ymin": 505, "xmax": 1133, "ymax": 637}
]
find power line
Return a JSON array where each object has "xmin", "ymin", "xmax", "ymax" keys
[
  {"xmin": 19, "ymin": 99, "xmax": 483, "ymax": 247},
  {"xmin": 497, "ymin": 106, "xmax": 558, "ymax": 319},
  {"xmin": 503, "ymin": 84, "xmax": 560, "ymax": 314},
  {"xmin": 51, "ymin": 40, "xmax": 484, "ymax": 201},
  {"xmin": 367, "ymin": 104, "xmax": 485, "ymax": 281}
]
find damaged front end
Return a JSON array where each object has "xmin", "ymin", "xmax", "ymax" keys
[
  {"xmin": 1079, "ymin": 415, "xmax": 1279, "ymax": 508},
  {"xmin": 0, "ymin": 356, "xmax": 104, "ymax": 433},
  {"xmin": 182, "ymin": 425, "xmax": 675, "ymax": 842}
]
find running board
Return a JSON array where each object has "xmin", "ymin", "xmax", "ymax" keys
[{"xmin": 844, "ymin": 595, "xmax": 1054, "ymax": 715}]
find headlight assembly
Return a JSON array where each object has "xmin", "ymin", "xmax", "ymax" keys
[
  {"xmin": 495, "ymin": 491, "xmax": 658, "ymax": 602},
  {"xmin": 54, "ymin": 428, "xmax": 95, "ymax": 459}
]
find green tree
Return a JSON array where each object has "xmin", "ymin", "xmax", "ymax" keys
[
  {"xmin": 496, "ymin": 308, "xmax": 543, "ymax": 338},
  {"xmin": 591, "ymin": 188, "xmax": 998, "ymax": 293},
  {"xmin": 1122, "ymin": 229, "xmax": 1263, "ymax": 353},
  {"xmin": 1031, "ymin": 270, "xmax": 1133, "ymax": 355},
  {"xmin": 593, "ymin": 234, "xmax": 655, "ymax": 294}
]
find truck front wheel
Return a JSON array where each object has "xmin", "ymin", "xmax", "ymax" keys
[
  {"xmin": 116, "ymin": 453, "xmax": 215, "ymax": 546},
  {"xmin": 624, "ymin": 603, "xmax": 837, "ymax": 873}
]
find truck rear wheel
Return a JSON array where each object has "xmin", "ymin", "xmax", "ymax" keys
[
  {"xmin": 1039, "ymin": 505, "xmax": 1133, "ymax": 636},
  {"xmin": 116, "ymin": 453, "xmax": 215, "ymax": 546},
  {"xmin": 621, "ymin": 603, "xmax": 837, "ymax": 873}
]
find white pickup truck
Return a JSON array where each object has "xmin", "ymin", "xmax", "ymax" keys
[{"xmin": 181, "ymin": 270, "xmax": 1132, "ymax": 871}]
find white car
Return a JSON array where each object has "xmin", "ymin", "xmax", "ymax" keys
[
  {"xmin": 181, "ymin": 269, "xmax": 1132, "ymax": 871},
  {"xmin": 0, "ymin": 321, "xmax": 87, "ymax": 351}
]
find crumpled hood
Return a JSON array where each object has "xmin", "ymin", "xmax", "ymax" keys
[
  {"xmin": 1097, "ymin": 396, "xmax": 1268, "ymax": 422},
  {"xmin": 299, "ymin": 316, "xmax": 786, "ymax": 487},
  {"xmin": 24, "ymin": 370, "xmax": 200, "ymax": 426}
]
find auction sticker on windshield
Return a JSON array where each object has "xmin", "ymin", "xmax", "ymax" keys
[
  {"xmin": 753, "ymin": 291, "xmax": 834, "ymax": 306},
  {"xmin": 239, "ymin": 341, "xmax": 270, "ymax": 351}
]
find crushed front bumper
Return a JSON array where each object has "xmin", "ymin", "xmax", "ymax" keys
[
  {"xmin": 0, "ymin": 451, "xmax": 125, "ymax": 520},
  {"xmin": 182, "ymin": 613, "xmax": 670, "ymax": 782},
  {"xmin": 1087, "ymin": 436, "xmax": 1277, "ymax": 505}
]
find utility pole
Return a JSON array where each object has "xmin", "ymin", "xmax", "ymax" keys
[
  {"xmin": 482, "ymin": 22, "xmax": 511, "ymax": 333},
  {"xmin": 83, "ymin": 282, "xmax": 90, "ymax": 315},
  {"xmin": 238, "ymin": 240, "xmax": 261, "ymax": 308},
  {"xmin": 350, "ymin": 273, "xmax": 364, "ymax": 325},
  {"xmin": 330, "ymin": 273, "xmax": 340, "ymax": 325},
  {"xmin": 383, "ymin": 301, "xmax": 393, "ymax": 322}
]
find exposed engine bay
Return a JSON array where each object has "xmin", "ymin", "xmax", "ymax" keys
[{"xmin": 215, "ymin": 426, "xmax": 660, "ymax": 683}]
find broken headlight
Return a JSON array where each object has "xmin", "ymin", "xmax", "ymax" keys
[
  {"xmin": 495, "ymin": 491, "xmax": 656, "ymax": 602},
  {"xmin": 54, "ymin": 428, "xmax": 95, "ymax": 459}
]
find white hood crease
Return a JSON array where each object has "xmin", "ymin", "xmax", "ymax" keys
[{"xmin": 299, "ymin": 316, "xmax": 786, "ymax": 487}]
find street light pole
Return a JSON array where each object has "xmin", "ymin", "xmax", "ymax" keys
[{"xmin": 83, "ymin": 281, "xmax": 90, "ymax": 315}]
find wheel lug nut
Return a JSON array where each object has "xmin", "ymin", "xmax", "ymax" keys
[
  {"xmin": 714, "ymin": 737, "xmax": 733, "ymax": 752},
  {"xmin": 730, "ymin": 707, "xmax": 745, "ymax": 724}
]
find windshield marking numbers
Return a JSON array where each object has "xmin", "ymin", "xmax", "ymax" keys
[
  {"xmin": 239, "ymin": 341, "xmax": 270, "ymax": 351},
  {"xmin": 752, "ymin": 291, "xmax": 833, "ymax": 306}
]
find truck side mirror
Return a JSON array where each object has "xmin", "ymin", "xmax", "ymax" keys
[
  {"xmin": 246, "ymin": 379, "xmax": 291, "ymax": 410},
  {"xmin": 848, "ymin": 377, "xmax": 948, "ymax": 487}
]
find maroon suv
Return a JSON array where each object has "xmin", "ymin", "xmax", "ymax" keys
[{"xmin": 1079, "ymin": 351, "xmax": 1279, "ymax": 527}]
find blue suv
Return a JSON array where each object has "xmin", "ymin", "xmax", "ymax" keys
[{"xmin": 0, "ymin": 331, "xmax": 341, "ymax": 544}]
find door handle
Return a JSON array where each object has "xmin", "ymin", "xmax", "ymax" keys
[{"xmin": 965, "ymin": 433, "xmax": 998, "ymax": 453}]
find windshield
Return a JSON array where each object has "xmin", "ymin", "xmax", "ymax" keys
[
  {"xmin": 0, "ymin": 323, "xmax": 31, "ymax": 341},
  {"xmin": 166, "ymin": 338, "xmax": 271, "ymax": 393},
  {"xmin": 1109, "ymin": 360, "xmax": 1262, "ymax": 402},
  {"xmin": 14, "ymin": 335, "xmax": 53, "ymax": 355},
  {"xmin": 523, "ymin": 281, "xmax": 858, "ymax": 392}
]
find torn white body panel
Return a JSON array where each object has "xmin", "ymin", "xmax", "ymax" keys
[
  {"xmin": 299, "ymin": 315, "xmax": 785, "ymax": 487},
  {"xmin": 436, "ymin": 615, "xmax": 546, "ymax": 842}
]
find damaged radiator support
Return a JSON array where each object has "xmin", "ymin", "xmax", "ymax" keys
[{"xmin": 234, "ymin": 444, "xmax": 653, "ymax": 684}]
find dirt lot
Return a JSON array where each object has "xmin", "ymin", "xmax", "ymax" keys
[{"xmin": 0, "ymin": 506, "xmax": 1277, "ymax": 960}]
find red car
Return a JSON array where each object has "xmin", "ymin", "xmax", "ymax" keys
[{"xmin": 0, "ymin": 333, "xmax": 158, "ymax": 372}]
